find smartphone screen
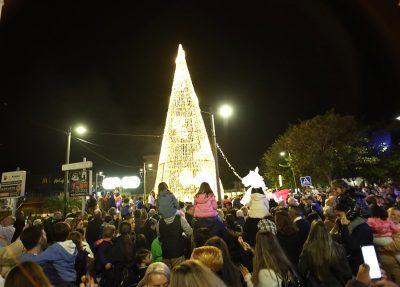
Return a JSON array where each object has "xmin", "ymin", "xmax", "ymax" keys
[{"xmin": 361, "ymin": 245, "xmax": 382, "ymax": 279}]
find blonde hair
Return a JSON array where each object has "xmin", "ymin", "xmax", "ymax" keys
[
  {"xmin": 191, "ymin": 246, "xmax": 223, "ymax": 272},
  {"xmin": 143, "ymin": 262, "xmax": 170, "ymax": 285},
  {"xmin": 170, "ymin": 260, "xmax": 226, "ymax": 287}
]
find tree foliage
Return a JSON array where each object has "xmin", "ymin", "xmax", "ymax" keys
[
  {"xmin": 261, "ymin": 110, "xmax": 381, "ymax": 188},
  {"xmin": 42, "ymin": 193, "xmax": 82, "ymax": 213}
]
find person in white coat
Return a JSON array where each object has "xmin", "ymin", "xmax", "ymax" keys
[
  {"xmin": 243, "ymin": 188, "xmax": 269, "ymax": 246},
  {"xmin": 248, "ymin": 189, "xmax": 269, "ymax": 219}
]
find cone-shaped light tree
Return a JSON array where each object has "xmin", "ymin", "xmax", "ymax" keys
[{"xmin": 154, "ymin": 44, "xmax": 221, "ymax": 201}]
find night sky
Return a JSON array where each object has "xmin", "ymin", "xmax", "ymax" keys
[{"xmin": 0, "ymin": 0, "xmax": 399, "ymax": 187}]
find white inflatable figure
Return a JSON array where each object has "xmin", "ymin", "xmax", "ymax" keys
[{"xmin": 240, "ymin": 167, "xmax": 275, "ymax": 205}]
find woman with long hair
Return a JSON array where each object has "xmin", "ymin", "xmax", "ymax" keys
[
  {"xmin": 240, "ymin": 230, "xmax": 298, "ymax": 287},
  {"xmin": 109, "ymin": 221, "xmax": 135, "ymax": 263},
  {"xmin": 170, "ymin": 259, "xmax": 226, "ymax": 287},
  {"xmin": 298, "ymin": 221, "xmax": 352, "ymax": 286},
  {"xmin": 70, "ymin": 218, "xmax": 84, "ymax": 232},
  {"xmin": 274, "ymin": 209, "xmax": 302, "ymax": 266},
  {"xmin": 194, "ymin": 182, "xmax": 218, "ymax": 218},
  {"xmin": 193, "ymin": 182, "xmax": 225, "ymax": 239},
  {"xmin": 108, "ymin": 221, "xmax": 136, "ymax": 286},
  {"xmin": 205, "ymin": 236, "xmax": 243, "ymax": 287},
  {"xmin": 157, "ymin": 182, "xmax": 181, "ymax": 219}
]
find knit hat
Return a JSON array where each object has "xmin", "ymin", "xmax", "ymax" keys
[{"xmin": 257, "ymin": 219, "xmax": 277, "ymax": 235}]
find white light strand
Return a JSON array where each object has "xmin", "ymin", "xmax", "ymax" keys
[{"xmin": 216, "ymin": 143, "xmax": 243, "ymax": 180}]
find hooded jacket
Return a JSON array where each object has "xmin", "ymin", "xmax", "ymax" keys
[
  {"xmin": 194, "ymin": 193, "xmax": 218, "ymax": 218},
  {"xmin": 248, "ymin": 193, "xmax": 269, "ymax": 218},
  {"xmin": 35, "ymin": 240, "xmax": 78, "ymax": 283},
  {"xmin": 157, "ymin": 189, "xmax": 180, "ymax": 218}
]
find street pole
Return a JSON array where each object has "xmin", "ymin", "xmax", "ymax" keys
[
  {"xmin": 63, "ymin": 127, "xmax": 71, "ymax": 218},
  {"xmin": 288, "ymin": 151, "xmax": 298, "ymax": 192},
  {"xmin": 82, "ymin": 157, "xmax": 87, "ymax": 215},
  {"xmin": 11, "ymin": 167, "xmax": 20, "ymax": 217},
  {"xmin": 143, "ymin": 162, "xmax": 147, "ymax": 203},
  {"xmin": 95, "ymin": 172, "xmax": 98, "ymax": 193},
  {"xmin": 210, "ymin": 108, "xmax": 222, "ymax": 202}
]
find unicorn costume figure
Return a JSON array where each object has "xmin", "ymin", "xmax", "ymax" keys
[{"xmin": 240, "ymin": 167, "xmax": 275, "ymax": 205}]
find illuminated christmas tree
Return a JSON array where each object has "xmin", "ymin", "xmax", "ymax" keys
[{"xmin": 154, "ymin": 44, "xmax": 221, "ymax": 201}]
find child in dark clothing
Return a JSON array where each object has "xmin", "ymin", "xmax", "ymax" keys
[{"xmin": 93, "ymin": 224, "xmax": 115, "ymax": 285}]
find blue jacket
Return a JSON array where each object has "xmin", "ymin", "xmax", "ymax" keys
[
  {"xmin": 157, "ymin": 189, "xmax": 180, "ymax": 218},
  {"xmin": 35, "ymin": 240, "xmax": 78, "ymax": 283}
]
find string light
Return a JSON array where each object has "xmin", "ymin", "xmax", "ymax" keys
[{"xmin": 154, "ymin": 44, "xmax": 220, "ymax": 200}]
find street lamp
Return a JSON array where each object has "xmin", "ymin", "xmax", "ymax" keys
[
  {"xmin": 279, "ymin": 151, "xmax": 298, "ymax": 191},
  {"xmin": 219, "ymin": 105, "xmax": 233, "ymax": 118},
  {"xmin": 396, "ymin": 116, "xmax": 400, "ymax": 121},
  {"xmin": 202, "ymin": 104, "xmax": 233, "ymax": 202},
  {"xmin": 63, "ymin": 125, "xmax": 87, "ymax": 218}
]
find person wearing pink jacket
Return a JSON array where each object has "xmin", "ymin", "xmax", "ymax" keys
[
  {"xmin": 194, "ymin": 182, "xmax": 218, "ymax": 218},
  {"xmin": 193, "ymin": 182, "xmax": 226, "ymax": 240}
]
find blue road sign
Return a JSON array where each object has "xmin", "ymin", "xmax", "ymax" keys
[{"xmin": 300, "ymin": 176, "xmax": 312, "ymax": 187}]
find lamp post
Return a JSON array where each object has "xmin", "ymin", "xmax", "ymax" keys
[
  {"xmin": 279, "ymin": 151, "xmax": 298, "ymax": 191},
  {"xmin": 210, "ymin": 109, "xmax": 221, "ymax": 202},
  {"xmin": 63, "ymin": 125, "xmax": 87, "ymax": 218},
  {"xmin": 202, "ymin": 104, "xmax": 233, "ymax": 203}
]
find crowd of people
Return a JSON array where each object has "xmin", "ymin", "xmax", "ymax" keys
[{"xmin": 0, "ymin": 179, "xmax": 400, "ymax": 287}]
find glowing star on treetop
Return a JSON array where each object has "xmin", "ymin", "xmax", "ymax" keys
[{"xmin": 154, "ymin": 44, "xmax": 222, "ymax": 200}]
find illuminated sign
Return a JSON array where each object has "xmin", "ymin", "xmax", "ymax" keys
[{"xmin": 102, "ymin": 176, "xmax": 141, "ymax": 190}]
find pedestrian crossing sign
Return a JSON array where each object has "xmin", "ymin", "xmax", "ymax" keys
[{"xmin": 300, "ymin": 176, "xmax": 312, "ymax": 187}]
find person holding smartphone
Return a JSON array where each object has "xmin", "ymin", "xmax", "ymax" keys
[
  {"xmin": 335, "ymin": 202, "xmax": 373, "ymax": 275},
  {"xmin": 346, "ymin": 264, "xmax": 398, "ymax": 287}
]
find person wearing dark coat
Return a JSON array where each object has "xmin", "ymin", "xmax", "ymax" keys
[
  {"xmin": 224, "ymin": 214, "xmax": 244, "ymax": 264},
  {"xmin": 332, "ymin": 179, "xmax": 374, "ymax": 276},
  {"xmin": 11, "ymin": 210, "xmax": 25, "ymax": 242},
  {"xmin": 93, "ymin": 224, "xmax": 115, "ymax": 286},
  {"xmin": 289, "ymin": 205, "xmax": 310, "ymax": 246},
  {"xmin": 298, "ymin": 221, "xmax": 352, "ymax": 287},
  {"xmin": 108, "ymin": 192, "xmax": 117, "ymax": 210},
  {"xmin": 275, "ymin": 210, "xmax": 303, "ymax": 266},
  {"xmin": 336, "ymin": 212, "xmax": 374, "ymax": 275},
  {"xmin": 86, "ymin": 210, "xmax": 104, "ymax": 248},
  {"xmin": 142, "ymin": 218, "xmax": 157, "ymax": 250}
]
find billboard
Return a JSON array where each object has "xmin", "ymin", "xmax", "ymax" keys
[
  {"xmin": 69, "ymin": 170, "xmax": 91, "ymax": 197},
  {"xmin": 0, "ymin": 171, "xmax": 27, "ymax": 199}
]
